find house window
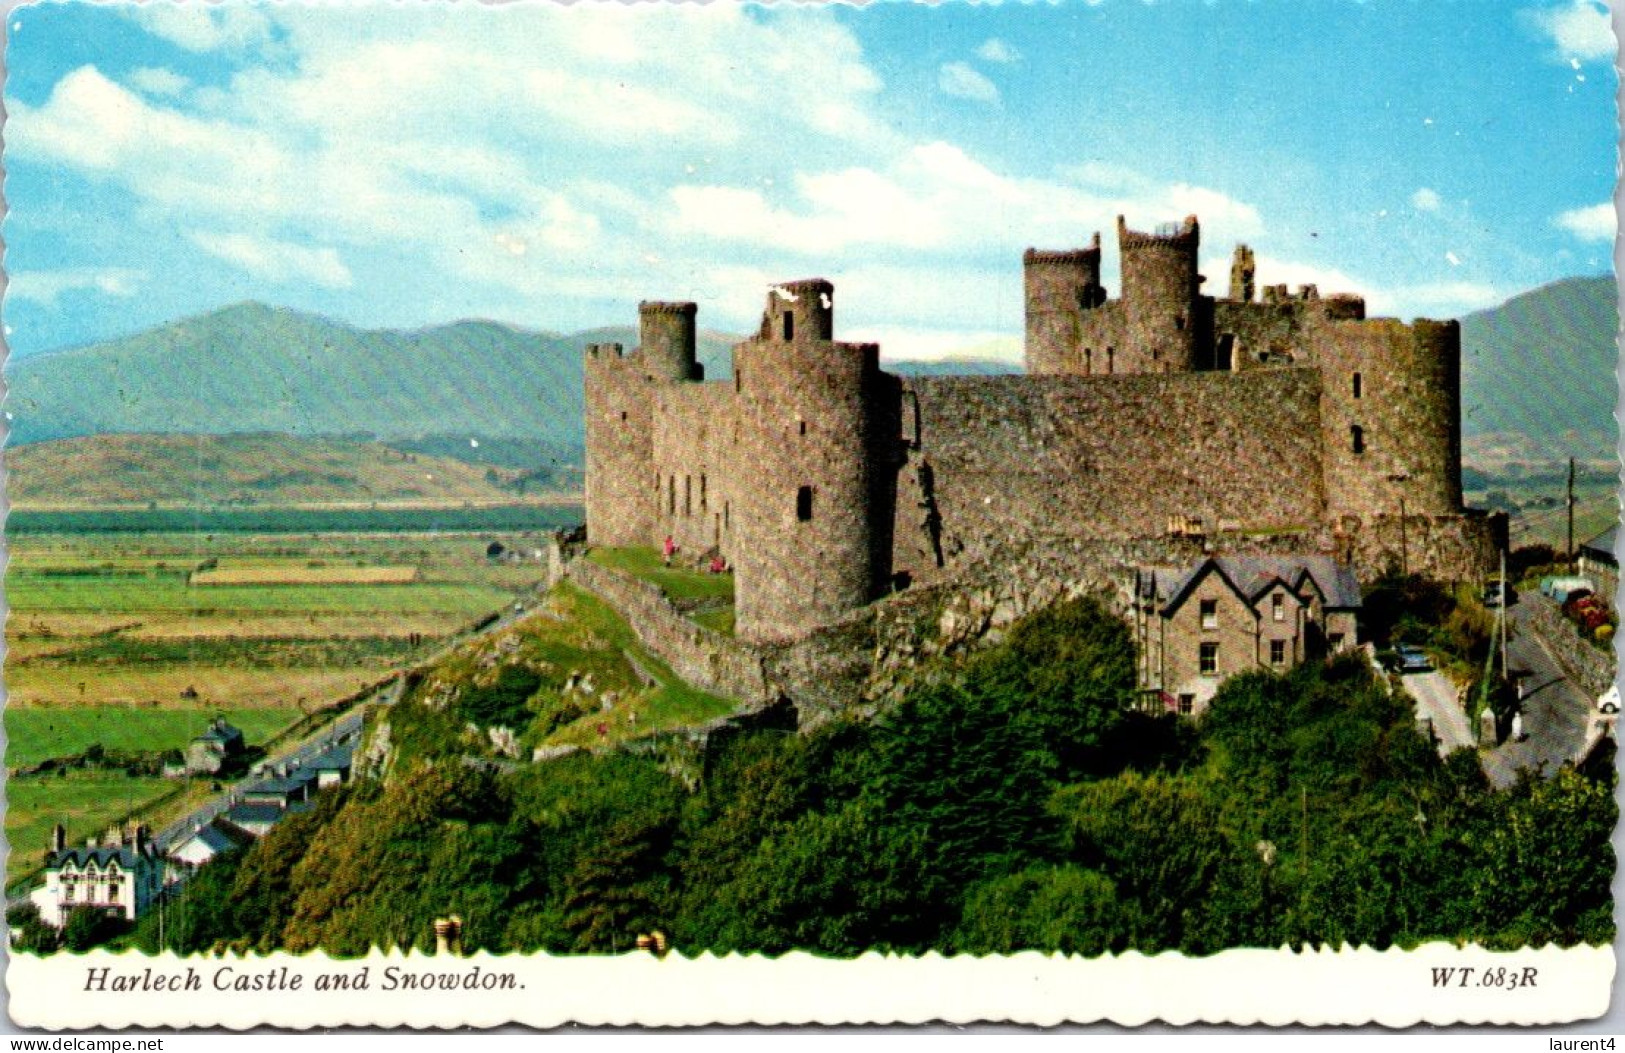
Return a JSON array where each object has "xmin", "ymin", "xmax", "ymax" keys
[
  {"xmin": 1270, "ymin": 640, "xmax": 1286, "ymax": 666},
  {"xmin": 1350, "ymin": 425, "xmax": 1365, "ymax": 454},
  {"xmin": 1200, "ymin": 599, "xmax": 1218, "ymax": 629},
  {"xmin": 1272, "ymin": 594, "xmax": 1285, "ymax": 622},
  {"xmin": 796, "ymin": 486, "xmax": 813, "ymax": 522},
  {"xmin": 64, "ymin": 883, "xmax": 75, "ymax": 903},
  {"xmin": 1199, "ymin": 642, "xmax": 1219, "ymax": 675},
  {"xmin": 1352, "ymin": 372, "xmax": 1363, "ymax": 399},
  {"xmin": 1178, "ymin": 694, "xmax": 1194, "ymax": 716},
  {"xmin": 108, "ymin": 883, "xmax": 120, "ymax": 904}
]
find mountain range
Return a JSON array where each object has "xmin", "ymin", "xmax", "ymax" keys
[{"xmin": 4, "ymin": 277, "xmax": 1614, "ymax": 467}]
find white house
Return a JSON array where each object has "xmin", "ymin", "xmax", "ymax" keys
[{"xmin": 31, "ymin": 825, "xmax": 164, "ymax": 929}]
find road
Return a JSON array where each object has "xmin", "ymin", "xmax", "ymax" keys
[
  {"xmin": 1404, "ymin": 667, "xmax": 1476, "ymax": 756},
  {"xmin": 1480, "ymin": 597, "xmax": 1606, "ymax": 789},
  {"xmin": 152, "ymin": 705, "xmax": 373, "ymax": 853}
]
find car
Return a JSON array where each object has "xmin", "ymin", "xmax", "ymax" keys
[
  {"xmin": 1598, "ymin": 686, "xmax": 1620, "ymax": 715},
  {"xmin": 1392, "ymin": 644, "xmax": 1433, "ymax": 673},
  {"xmin": 1482, "ymin": 581, "xmax": 1518, "ymax": 608}
]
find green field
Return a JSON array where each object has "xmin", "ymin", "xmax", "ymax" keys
[
  {"xmin": 5, "ymin": 708, "xmax": 301, "ymax": 770},
  {"xmin": 7, "ymin": 532, "xmax": 551, "ymax": 708},
  {"xmin": 6, "ymin": 773, "xmax": 182, "ymax": 889}
]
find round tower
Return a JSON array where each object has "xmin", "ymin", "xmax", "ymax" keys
[
  {"xmin": 638, "ymin": 301, "xmax": 700, "ymax": 381},
  {"xmin": 732, "ymin": 280, "xmax": 892, "ymax": 642},
  {"xmin": 1023, "ymin": 236, "xmax": 1103, "ymax": 374},
  {"xmin": 758, "ymin": 279, "xmax": 835, "ymax": 344},
  {"xmin": 1118, "ymin": 215, "xmax": 1201, "ymax": 372},
  {"xmin": 1319, "ymin": 317, "xmax": 1462, "ymax": 528}
]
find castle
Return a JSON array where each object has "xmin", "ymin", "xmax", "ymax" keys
[{"xmin": 585, "ymin": 214, "xmax": 1502, "ymax": 643}]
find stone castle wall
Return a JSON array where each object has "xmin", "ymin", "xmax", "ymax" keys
[{"xmin": 891, "ymin": 369, "xmax": 1328, "ymax": 581}]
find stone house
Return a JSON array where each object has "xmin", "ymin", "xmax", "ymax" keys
[
  {"xmin": 1134, "ymin": 555, "xmax": 1361, "ymax": 717},
  {"xmin": 185, "ymin": 716, "xmax": 245, "ymax": 776},
  {"xmin": 1578, "ymin": 525, "xmax": 1617, "ymax": 608},
  {"xmin": 31, "ymin": 824, "xmax": 163, "ymax": 929}
]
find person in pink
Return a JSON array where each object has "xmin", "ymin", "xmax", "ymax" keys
[{"xmin": 662, "ymin": 535, "xmax": 675, "ymax": 566}]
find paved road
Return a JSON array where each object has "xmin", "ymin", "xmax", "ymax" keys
[
  {"xmin": 152, "ymin": 705, "xmax": 374, "ymax": 852},
  {"xmin": 1404, "ymin": 667, "xmax": 1476, "ymax": 756},
  {"xmin": 1480, "ymin": 598, "xmax": 1603, "ymax": 789}
]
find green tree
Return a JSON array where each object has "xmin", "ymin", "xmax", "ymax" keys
[{"xmin": 953, "ymin": 865, "xmax": 1121, "ymax": 956}]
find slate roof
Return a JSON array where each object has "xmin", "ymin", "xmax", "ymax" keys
[
  {"xmin": 1146, "ymin": 555, "xmax": 1362, "ymax": 617},
  {"xmin": 1580, "ymin": 525, "xmax": 1617, "ymax": 565},
  {"xmin": 307, "ymin": 741, "xmax": 356, "ymax": 772},
  {"xmin": 49, "ymin": 845, "xmax": 153, "ymax": 870},
  {"xmin": 195, "ymin": 720, "xmax": 245, "ymax": 747},
  {"xmin": 245, "ymin": 775, "xmax": 313, "ymax": 797},
  {"xmin": 179, "ymin": 820, "xmax": 253, "ymax": 856},
  {"xmin": 225, "ymin": 803, "xmax": 285, "ymax": 828}
]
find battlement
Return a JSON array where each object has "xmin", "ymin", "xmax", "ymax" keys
[
  {"xmin": 1118, "ymin": 214, "xmax": 1200, "ymax": 251},
  {"xmin": 638, "ymin": 301, "xmax": 697, "ymax": 317},
  {"xmin": 761, "ymin": 278, "xmax": 836, "ymax": 343},
  {"xmin": 585, "ymin": 342, "xmax": 626, "ymax": 358}
]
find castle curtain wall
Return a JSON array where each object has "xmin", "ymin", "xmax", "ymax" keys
[{"xmin": 892, "ymin": 369, "xmax": 1328, "ymax": 582}]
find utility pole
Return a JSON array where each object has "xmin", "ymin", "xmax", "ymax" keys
[
  {"xmin": 1399, "ymin": 495, "xmax": 1409, "ymax": 577},
  {"xmin": 1566, "ymin": 457, "xmax": 1577, "ymax": 570},
  {"xmin": 1498, "ymin": 546, "xmax": 1508, "ymax": 684}
]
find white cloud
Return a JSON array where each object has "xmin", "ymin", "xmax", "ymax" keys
[
  {"xmin": 939, "ymin": 62, "xmax": 999, "ymax": 103},
  {"xmin": 1529, "ymin": 0, "xmax": 1616, "ymax": 63},
  {"xmin": 7, "ymin": 267, "xmax": 144, "ymax": 306},
  {"xmin": 127, "ymin": 67, "xmax": 190, "ymax": 97},
  {"xmin": 976, "ymin": 38, "xmax": 1020, "ymax": 64},
  {"xmin": 129, "ymin": 6, "xmax": 272, "ymax": 52},
  {"xmin": 187, "ymin": 231, "xmax": 353, "ymax": 288},
  {"xmin": 667, "ymin": 141, "xmax": 1262, "ymax": 259},
  {"xmin": 1410, "ymin": 187, "xmax": 1442, "ymax": 212},
  {"xmin": 1247, "ymin": 253, "xmax": 1501, "ymax": 320},
  {"xmin": 1554, "ymin": 201, "xmax": 1616, "ymax": 242}
]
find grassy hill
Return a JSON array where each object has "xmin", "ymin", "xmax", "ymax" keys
[
  {"xmin": 5, "ymin": 433, "xmax": 568, "ymax": 509},
  {"xmin": 4, "ymin": 303, "xmax": 1018, "ymax": 461},
  {"xmin": 1460, "ymin": 275, "xmax": 1616, "ymax": 450},
  {"xmin": 3, "ymin": 303, "xmax": 731, "ymax": 455}
]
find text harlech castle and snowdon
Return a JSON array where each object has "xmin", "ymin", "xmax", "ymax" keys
[{"xmin": 584, "ymin": 214, "xmax": 1502, "ymax": 645}]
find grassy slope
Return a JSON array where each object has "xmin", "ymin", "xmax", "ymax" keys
[
  {"xmin": 6, "ymin": 433, "xmax": 557, "ymax": 509},
  {"xmin": 5, "ymin": 708, "xmax": 300, "ymax": 769},
  {"xmin": 1460, "ymin": 275, "xmax": 1617, "ymax": 448}
]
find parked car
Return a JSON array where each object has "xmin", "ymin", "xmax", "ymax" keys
[{"xmin": 1391, "ymin": 644, "xmax": 1433, "ymax": 673}]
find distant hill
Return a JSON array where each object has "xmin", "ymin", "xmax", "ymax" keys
[
  {"xmin": 5, "ymin": 433, "xmax": 573, "ymax": 509},
  {"xmin": 8, "ymin": 278, "xmax": 1610, "ymax": 467},
  {"xmin": 1460, "ymin": 275, "xmax": 1616, "ymax": 449},
  {"xmin": 4, "ymin": 303, "xmax": 1017, "ymax": 461},
  {"xmin": 2, "ymin": 303, "xmax": 731, "ymax": 455}
]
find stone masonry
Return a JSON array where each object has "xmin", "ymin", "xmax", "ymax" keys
[{"xmin": 584, "ymin": 213, "xmax": 1504, "ymax": 644}]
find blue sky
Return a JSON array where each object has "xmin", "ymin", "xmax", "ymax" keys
[{"xmin": 3, "ymin": 0, "xmax": 1616, "ymax": 361}]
